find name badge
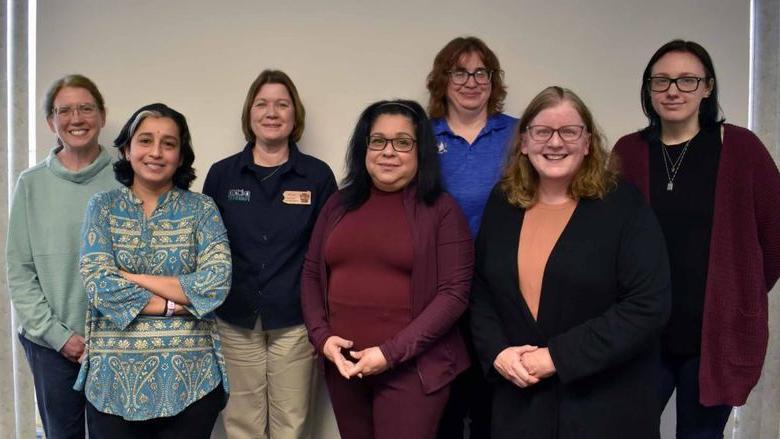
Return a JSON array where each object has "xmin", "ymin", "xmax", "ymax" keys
[
  {"xmin": 282, "ymin": 190, "xmax": 312, "ymax": 205},
  {"xmin": 228, "ymin": 189, "xmax": 251, "ymax": 202}
]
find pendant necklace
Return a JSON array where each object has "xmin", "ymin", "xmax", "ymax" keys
[{"xmin": 661, "ymin": 135, "xmax": 694, "ymax": 191}]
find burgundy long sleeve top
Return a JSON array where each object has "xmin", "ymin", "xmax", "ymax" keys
[
  {"xmin": 302, "ymin": 185, "xmax": 474, "ymax": 394},
  {"xmin": 325, "ymin": 189, "xmax": 413, "ymax": 350}
]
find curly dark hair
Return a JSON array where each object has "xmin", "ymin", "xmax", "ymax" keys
[{"xmin": 113, "ymin": 103, "xmax": 196, "ymax": 190}]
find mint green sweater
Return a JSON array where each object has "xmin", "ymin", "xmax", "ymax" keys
[{"xmin": 6, "ymin": 145, "xmax": 118, "ymax": 351}]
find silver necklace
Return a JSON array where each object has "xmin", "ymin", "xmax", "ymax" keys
[
  {"xmin": 660, "ymin": 136, "xmax": 694, "ymax": 191},
  {"xmin": 260, "ymin": 165, "xmax": 282, "ymax": 182}
]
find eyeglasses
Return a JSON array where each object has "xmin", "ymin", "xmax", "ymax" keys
[
  {"xmin": 447, "ymin": 68, "xmax": 493, "ymax": 85},
  {"xmin": 526, "ymin": 125, "xmax": 586, "ymax": 142},
  {"xmin": 647, "ymin": 76, "xmax": 706, "ymax": 93},
  {"xmin": 52, "ymin": 103, "xmax": 99, "ymax": 119},
  {"xmin": 367, "ymin": 136, "xmax": 416, "ymax": 152}
]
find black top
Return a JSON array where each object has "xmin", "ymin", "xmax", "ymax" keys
[
  {"xmin": 649, "ymin": 126, "xmax": 721, "ymax": 355},
  {"xmin": 470, "ymin": 182, "xmax": 671, "ymax": 439},
  {"xmin": 203, "ymin": 143, "xmax": 337, "ymax": 330}
]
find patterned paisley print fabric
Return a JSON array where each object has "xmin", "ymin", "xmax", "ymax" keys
[{"xmin": 75, "ymin": 186, "xmax": 231, "ymax": 420}]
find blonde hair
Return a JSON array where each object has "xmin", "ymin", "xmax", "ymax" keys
[{"xmin": 501, "ymin": 86, "xmax": 616, "ymax": 207}]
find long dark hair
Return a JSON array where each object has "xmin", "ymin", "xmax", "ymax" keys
[
  {"xmin": 640, "ymin": 39, "xmax": 724, "ymax": 141},
  {"xmin": 113, "ymin": 103, "xmax": 196, "ymax": 190},
  {"xmin": 341, "ymin": 99, "xmax": 442, "ymax": 210}
]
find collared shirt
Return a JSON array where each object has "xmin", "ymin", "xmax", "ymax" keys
[
  {"xmin": 203, "ymin": 142, "xmax": 336, "ymax": 330},
  {"xmin": 76, "ymin": 187, "xmax": 232, "ymax": 421},
  {"xmin": 432, "ymin": 113, "xmax": 517, "ymax": 236}
]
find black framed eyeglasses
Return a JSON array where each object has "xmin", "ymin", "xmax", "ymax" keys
[
  {"xmin": 526, "ymin": 125, "xmax": 586, "ymax": 142},
  {"xmin": 647, "ymin": 76, "xmax": 706, "ymax": 93},
  {"xmin": 367, "ymin": 136, "xmax": 417, "ymax": 152},
  {"xmin": 447, "ymin": 68, "xmax": 493, "ymax": 85}
]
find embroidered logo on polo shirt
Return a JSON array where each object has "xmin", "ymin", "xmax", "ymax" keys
[
  {"xmin": 227, "ymin": 189, "xmax": 251, "ymax": 202},
  {"xmin": 282, "ymin": 190, "xmax": 311, "ymax": 205},
  {"xmin": 437, "ymin": 141, "xmax": 448, "ymax": 154}
]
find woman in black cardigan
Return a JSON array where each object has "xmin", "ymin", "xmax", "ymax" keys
[{"xmin": 470, "ymin": 86, "xmax": 671, "ymax": 439}]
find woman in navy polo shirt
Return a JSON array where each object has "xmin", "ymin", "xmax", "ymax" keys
[
  {"xmin": 203, "ymin": 69, "xmax": 336, "ymax": 439},
  {"xmin": 426, "ymin": 36, "xmax": 517, "ymax": 439}
]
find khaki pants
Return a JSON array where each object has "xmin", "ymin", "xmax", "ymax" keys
[{"xmin": 218, "ymin": 318, "xmax": 315, "ymax": 439}]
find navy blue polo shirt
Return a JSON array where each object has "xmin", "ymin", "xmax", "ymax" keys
[
  {"xmin": 432, "ymin": 113, "xmax": 517, "ymax": 236},
  {"xmin": 203, "ymin": 142, "xmax": 336, "ymax": 330}
]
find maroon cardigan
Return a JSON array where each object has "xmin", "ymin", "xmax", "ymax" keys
[
  {"xmin": 612, "ymin": 124, "xmax": 780, "ymax": 406},
  {"xmin": 301, "ymin": 186, "xmax": 473, "ymax": 394}
]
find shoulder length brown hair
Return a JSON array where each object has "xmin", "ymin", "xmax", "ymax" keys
[
  {"xmin": 501, "ymin": 86, "xmax": 616, "ymax": 208},
  {"xmin": 241, "ymin": 69, "xmax": 306, "ymax": 143},
  {"xmin": 426, "ymin": 36, "xmax": 507, "ymax": 119}
]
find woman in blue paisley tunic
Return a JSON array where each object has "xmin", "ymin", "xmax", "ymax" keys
[{"xmin": 76, "ymin": 103, "xmax": 232, "ymax": 438}]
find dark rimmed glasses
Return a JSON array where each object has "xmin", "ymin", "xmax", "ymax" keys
[
  {"xmin": 367, "ymin": 136, "xmax": 417, "ymax": 152},
  {"xmin": 647, "ymin": 76, "xmax": 706, "ymax": 93},
  {"xmin": 526, "ymin": 125, "xmax": 586, "ymax": 142},
  {"xmin": 447, "ymin": 68, "xmax": 493, "ymax": 85}
]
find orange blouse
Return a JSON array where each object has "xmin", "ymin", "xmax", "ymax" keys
[{"xmin": 518, "ymin": 199, "xmax": 577, "ymax": 319}]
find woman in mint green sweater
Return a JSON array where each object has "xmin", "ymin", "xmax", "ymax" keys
[{"xmin": 6, "ymin": 74, "xmax": 118, "ymax": 439}]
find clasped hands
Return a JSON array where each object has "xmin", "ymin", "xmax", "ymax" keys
[
  {"xmin": 323, "ymin": 336, "xmax": 389, "ymax": 379},
  {"xmin": 493, "ymin": 345, "xmax": 556, "ymax": 388}
]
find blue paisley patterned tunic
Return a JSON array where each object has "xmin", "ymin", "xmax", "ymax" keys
[{"xmin": 75, "ymin": 187, "xmax": 231, "ymax": 420}]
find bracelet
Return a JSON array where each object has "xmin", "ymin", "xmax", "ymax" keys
[{"xmin": 164, "ymin": 299, "xmax": 176, "ymax": 317}]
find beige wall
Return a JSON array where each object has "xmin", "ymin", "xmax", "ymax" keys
[
  {"xmin": 35, "ymin": 1, "xmax": 750, "ymax": 438},
  {"xmin": 36, "ymin": 0, "xmax": 749, "ymax": 190}
]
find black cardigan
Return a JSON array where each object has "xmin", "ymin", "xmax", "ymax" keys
[{"xmin": 470, "ymin": 181, "xmax": 671, "ymax": 439}]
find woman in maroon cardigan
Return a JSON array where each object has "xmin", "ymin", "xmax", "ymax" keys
[
  {"xmin": 612, "ymin": 40, "xmax": 780, "ymax": 438},
  {"xmin": 301, "ymin": 99, "xmax": 473, "ymax": 439}
]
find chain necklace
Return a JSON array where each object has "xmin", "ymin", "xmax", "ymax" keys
[
  {"xmin": 660, "ymin": 135, "xmax": 695, "ymax": 191},
  {"xmin": 260, "ymin": 165, "xmax": 282, "ymax": 182},
  {"xmin": 662, "ymin": 143, "xmax": 687, "ymax": 173}
]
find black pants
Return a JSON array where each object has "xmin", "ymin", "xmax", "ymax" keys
[
  {"xmin": 86, "ymin": 385, "xmax": 226, "ymax": 439},
  {"xmin": 437, "ymin": 317, "xmax": 492, "ymax": 439},
  {"xmin": 658, "ymin": 354, "xmax": 732, "ymax": 439},
  {"xmin": 19, "ymin": 333, "xmax": 86, "ymax": 439}
]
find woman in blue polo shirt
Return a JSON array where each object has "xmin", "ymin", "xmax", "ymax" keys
[
  {"xmin": 203, "ymin": 69, "xmax": 336, "ymax": 439},
  {"xmin": 426, "ymin": 36, "xmax": 517, "ymax": 439}
]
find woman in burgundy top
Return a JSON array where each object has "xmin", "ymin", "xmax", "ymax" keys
[
  {"xmin": 612, "ymin": 40, "xmax": 780, "ymax": 438},
  {"xmin": 301, "ymin": 99, "xmax": 473, "ymax": 439}
]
